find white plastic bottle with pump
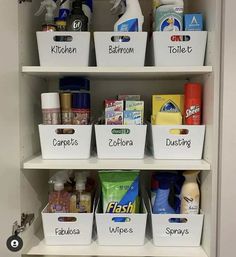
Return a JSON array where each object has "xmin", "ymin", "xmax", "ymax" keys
[
  {"xmin": 180, "ymin": 171, "xmax": 200, "ymax": 214},
  {"xmin": 153, "ymin": 0, "xmax": 184, "ymax": 31},
  {"xmin": 114, "ymin": 0, "xmax": 144, "ymax": 32}
]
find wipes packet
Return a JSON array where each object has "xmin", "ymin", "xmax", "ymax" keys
[{"xmin": 99, "ymin": 171, "xmax": 140, "ymax": 213}]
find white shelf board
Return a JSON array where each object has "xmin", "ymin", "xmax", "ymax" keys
[
  {"xmin": 22, "ymin": 66, "xmax": 213, "ymax": 79},
  {"xmin": 23, "ymin": 155, "xmax": 211, "ymax": 170},
  {"xmin": 24, "ymin": 233, "xmax": 208, "ymax": 257}
]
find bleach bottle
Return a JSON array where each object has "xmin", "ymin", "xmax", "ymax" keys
[
  {"xmin": 153, "ymin": 0, "xmax": 184, "ymax": 31},
  {"xmin": 114, "ymin": 0, "xmax": 144, "ymax": 32}
]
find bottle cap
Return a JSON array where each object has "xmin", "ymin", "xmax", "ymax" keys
[
  {"xmin": 41, "ymin": 93, "xmax": 60, "ymax": 109},
  {"xmin": 76, "ymin": 181, "xmax": 86, "ymax": 191},
  {"xmin": 54, "ymin": 181, "xmax": 64, "ymax": 191},
  {"xmin": 59, "ymin": 77, "xmax": 90, "ymax": 91},
  {"xmin": 72, "ymin": 93, "xmax": 90, "ymax": 109},
  {"xmin": 184, "ymin": 83, "xmax": 202, "ymax": 99},
  {"xmin": 60, "ymin": 93, "xmax": 72, "ymax": 110}
]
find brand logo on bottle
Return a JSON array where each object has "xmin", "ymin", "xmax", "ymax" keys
[
  {"xmin": 111, "ymin": 128, "xmax": 130, "ymax": 135},
  {"xmin": 73, "ymin": 20, "xmax": 82, "ymax": 30},
  {"xmin": 186, "ymin": 105, "xmax": 200, "ymax": 118}
]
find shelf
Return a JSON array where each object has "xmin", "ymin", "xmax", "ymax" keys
[
  {"xmin": 22, "ymin": 66, "xmax": 213, "ymax": 80},
  {"xmin": 23, "ymin": 155, "xmax": 211, "ymax": 170},
  {"xmin": 24, "ymin": 231, "xmax": 208, "ymax": 257}
]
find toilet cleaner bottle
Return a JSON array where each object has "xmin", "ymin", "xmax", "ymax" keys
[
  {"xmin": 114, "ymin": 0, "xmax": 144, "ymax": 32},
  {"xmin": 180, "ymin": 171, "xmax": 200, "ymax": 214}
]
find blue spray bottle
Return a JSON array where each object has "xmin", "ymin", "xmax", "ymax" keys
[{"xmin": 153, "ymin": 173, "xmax": 176, "ymax": 214}]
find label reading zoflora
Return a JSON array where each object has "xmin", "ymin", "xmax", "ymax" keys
[
  {"xmin": 165, "ymin": 138, "xmax": 191, "ymax": 148},
  {"xmin": 51, "ymin": 45, "xmax": 77, "ymax": 54},
  {"xmin": 109, "ymin": 138, "xmax": 134, "ymax": 147},
  {"xmin": 109, "ymin": 226, "xmax": 133, "ymax": 235},
  {"xmin": 165, "ymin": 227, "xmax": 189, "ymax": 237},
  {"xmin": 53, "ymin": 138, "xmax": 78, "ymax": 148},
  {"xmin": 55, "ymin": 227, "xmax": 80, "ymax": 235}
]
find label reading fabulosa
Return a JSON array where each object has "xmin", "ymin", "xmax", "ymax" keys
[{"xmin": 117, "ymin": 18, "xmax": 139, "ymax": 32}]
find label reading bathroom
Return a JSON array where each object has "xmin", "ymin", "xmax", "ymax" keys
[
  {"xmin": 109, "ymin": 227, "xmax": 133, "ymax": 235},
  {"xmin": 166, "ymin": 138, "xmax": 191, "ymax": 148},
  {"xmin": 109, "ymin": 45, "xmax": 134, "ymax": 54},
  {"xmin": 55, "ymin": 227, "xmax": 80, "ymax": 236},
  {"xmin": 165, "ymin": 227, "xmax": 189, "ymax": 237},
  {"xmin": 53, "ymin": 138, "xmax": 78, "ymax": 148}
]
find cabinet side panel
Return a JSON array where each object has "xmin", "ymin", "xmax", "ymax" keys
[{"xmin": 0, "ymin": 1, "xmax": 21, "ymax": 257}]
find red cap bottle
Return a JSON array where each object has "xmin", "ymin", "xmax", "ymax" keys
[{"xmin": 184, "ymin": 83, "xmax": 202, "ymax": 125}]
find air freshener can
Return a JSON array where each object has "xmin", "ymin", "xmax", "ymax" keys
[{"xmin": 184, "ymin": 83, "xmax": 202, "ymax": 125}]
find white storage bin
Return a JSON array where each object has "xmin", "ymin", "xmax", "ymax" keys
[
  {"xmin": 41, "ymin": 204, "xmax": 94, "ymax": 245},
  {"xmin": 95, "ymin": 124, "xmax": 147, "ymax": 159},
  {"xmin": 152, "ymin": 31, "xmax": 207, "ymax": 66},
  {"xmin": 150, "ymin": 124, "xmax": 205, "ymax": 160},
  {"xmin": 36, "ymin": 32, "xmax": 90, "ymax": 67},
  {"xmin": 39, "ymin": 124, "xmax": 92, "ymax": 159},
  {"xmin": 95, "ymin": 199, "xmax": 147, "ymax": 246},
  {"xmin": 94, "ymin": 32, "xmax": 147, "ymax": 67}
]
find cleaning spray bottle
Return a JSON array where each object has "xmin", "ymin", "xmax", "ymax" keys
[
  {"xmin": 48, "ymin": 171, "xmax": 71, "ymax": 213},
  {"xmin": 82, "ymin": 0, "xmax": 93, "ymax": 29},
  {"xmin": 114, "ymin": 0, "xmax": 144, "ymax": 32},
  {"xmin": 180, "ymin": 171, "xmax": 200, "ymax": 214},
  {"xmin": 153, "ymin": 0, "xmax": 184, "ymax": 31},
  {"xmin": 70, "ymin": 172, "xmax": 91, "ymax": 213},
  {"xmin": 35, "ymin": 0, "xmax": 58, "ymax": 31},
  {"xmin": 66, "ymin": 0, "xmax": 88, "ymax": 31},
  {"xmin": 152, "ymin": 173, "xmax": 176, "ymax": 214}
]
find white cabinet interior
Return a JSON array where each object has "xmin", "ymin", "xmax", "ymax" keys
[{"xmin": 18, "ymin": 0, "xmax": 221, "ymax": 257}]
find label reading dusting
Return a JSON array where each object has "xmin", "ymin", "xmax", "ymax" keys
[{"xmin": 166, "ymin": 138, "xmax": 191, "ymax": 148}]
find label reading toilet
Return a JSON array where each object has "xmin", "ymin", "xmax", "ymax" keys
[{"xmin": 168, "ymin": 45, "xmax": 193, "ymax": 54}]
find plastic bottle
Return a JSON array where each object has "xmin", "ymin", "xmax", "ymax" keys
[
  {"xmin": 41, "ymin": 93, "xmax": 61, "ymax": 125},
  {"xmin": 152, "ymin": 173, "xmax": 176, "ymax": 214},
  {"xmin": 48, "ymin": 171, "xmax": 71, "ymax": 213},
  {"xmin": 35, "ymin": 0, "xmax": 57, "ymax": 31},
  {"xmin": 153, "ymin": 0, "xmax": 184, "ymax": 31},
  {"xmin": 184, "ymin": 83, "xmax": 202, "ymax": 125},
  {"xmin": 180, "ymin": 171, "xmax": 200, "ymax": 214},
  {"xmin": 114, "ymin": 0, "xmax": 144, "ymax": 32},
  {"xmin": 70, "ymin": 173, "xmax": 91, "ymax": 213},
  {"xmin": 66, "ymin": 0, "xmax": 88, "ymax": 31},
  {"xmin": 82, "ymin": 0, "xmax": 93, "ymax": 28},
  {"xmin": 58, "ymin": 0, "xmax": 71, "ymax": 20}
]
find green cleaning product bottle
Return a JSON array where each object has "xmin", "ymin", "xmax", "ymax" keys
[{"xmin": 154, "ymin": 0, "xmax": 184, "ymax": 31}]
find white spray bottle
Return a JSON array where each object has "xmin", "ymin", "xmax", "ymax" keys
[
  {"xmin": 153, "ymin": 0, "xmax": 184, "ymax": 31},
  {"xmin": 114, "ymin": 0, "xmax": 144, "ymax": 32},
  {"xmin": 35, "ymin": 0, "xmax": 58, "ymax": 31}
]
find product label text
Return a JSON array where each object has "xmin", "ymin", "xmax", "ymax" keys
[
  {"xmin": 165, "ymin": 227, "xmax": 189, "ymax": 237},
  {"xmin": 168, "ymin": 45, "xmax": 193, "ymax": 54},
  {"xmin": 51, "ymin": 45, "xmax": 77, "ymax": 54},
  {"xmin": 109, "ymin": 45, "xmax": 134, "ymax": 54}
]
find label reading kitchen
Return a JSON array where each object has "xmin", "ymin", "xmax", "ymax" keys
[{"xmin": 51, "ymin": 45, "xmax": 77, "ymax": 55}]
